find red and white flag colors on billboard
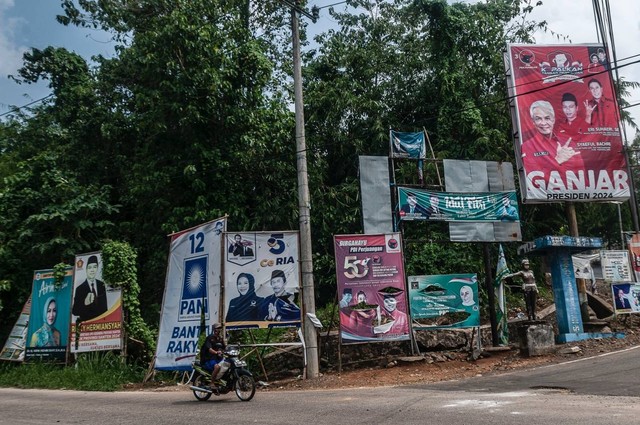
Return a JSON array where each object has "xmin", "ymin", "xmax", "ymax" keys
[{"xmin": 507, "ymin": 44, "xmax": 629, "ymax": 203}]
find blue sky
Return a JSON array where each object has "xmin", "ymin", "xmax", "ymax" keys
[{"xmin": 1, "ymin": 1, "xmax": 639, "ymax": 133}]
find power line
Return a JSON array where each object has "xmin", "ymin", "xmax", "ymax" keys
[{"xmin": 0, "ymin": 94, "xmax": 54, "ymax": 118}]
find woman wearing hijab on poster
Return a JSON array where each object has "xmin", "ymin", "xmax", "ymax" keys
[
  {"xmin": 226, "ymin": 273, "xmax": 263, "ymax": 322},
  {"xmin": 30, "ymin": 297, "xmax": 61, "ymax": 347}
]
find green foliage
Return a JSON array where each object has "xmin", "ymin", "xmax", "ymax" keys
[
  {"xmin": 0, "ymin": 352, "xmax": 144, "ymax": 391},
  {"xmin": 52, "ymin": 262, "xmax": 70, "ymax": 290},
  {"xmin": 102, "ymin": 241, "xmax": 155, "ymax": 355}
]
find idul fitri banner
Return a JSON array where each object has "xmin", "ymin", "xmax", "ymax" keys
[
  {"xmin": 408, "ymin": 274, "xmax": 480, "ymax": 329},
  {"xmin": 223, "ymin": 232, "xmax": 301, "ymax": 330},
  {"xmin": 507, "ymin": 44, "xmax": 629, "ymax": 203},
  {"xmin": 0, "ymin": 296, "xmax": 31, "ymax": 362},
  {"xmin": 155, "ymin": 217, "xmax": 226, "ymax": 371},
  {"xmin": 25, "ymin": 268, "xmax": 73, "ymax": 362},
  {"xmin": 334, "ymin": 233, "xmax": 410, "ymax": 343},
  {"xmin": 398, "ymin": 187, "xmax": 520, "ymax": 222},
  {"xmin": 70, "ymin": 252, "xmax": 123, "ymax": 353},
  {"xmin": 611, "ymin": 283, "xmax": 640, "ymax": 314}
]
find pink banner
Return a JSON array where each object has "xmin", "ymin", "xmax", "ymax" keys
[
  {"xmin": 507, "ymin": 44, "xmax": 629, "ymax": 203},
  {"xmin": 334, "ymin": 233, "xmax": 409, "ymax": 343}
]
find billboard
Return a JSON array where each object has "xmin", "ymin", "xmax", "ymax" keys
[
  {"xmin": 0, "ymin": 296, "xmax": 31, "ymax": 361},
  {"xmin": 408, "ymin": 274, "xmax": 480, "ymax": 329},
  {"xmin": 223, "ymin": 232, "xmax": 301, "ymax": 329},
  {"xmin": 611, "ymin": 283, "xmax": 640, "ymax": 314},
  {"xmin": 70, "ymin": 252, "xmax": 123, "ymax": 353},
  {"xmin": 507, "ymin": 44, "xmax": 629, "ymax": 203},
  {"xmin": 155, "ymin": 217, "xmax": 225, "ymax": 371},
  {"xmin": 334, "ymin": 233, "xmax": 410, "ymax": 343},
  {"xmin": 398, "ymin": 187, "xmax": 519, "ymax": 222},
  {"xmin": 25, "ymin": 268, "xmax": 73, "ymax": 362},
  {"xmin": 600, "ymin": 250, "xmax": 632, "ymax": 282}
]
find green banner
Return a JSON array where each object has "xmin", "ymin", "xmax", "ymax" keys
[
  {"xmin": 398, "ymin": 188, "xmax": 519, "ymax": 222},
  {"xmin": 408, "ymin": 274, "xmax": 480, "ymax": 329}
]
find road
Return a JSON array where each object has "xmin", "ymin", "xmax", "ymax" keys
[{"xmin": 1, "ymin": 346, "xmax": 638, "ymax": 425}]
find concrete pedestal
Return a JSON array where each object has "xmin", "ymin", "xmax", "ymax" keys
[{"xmin": 516, "ymin": 321, "xmax": 555, "ymax": 357}]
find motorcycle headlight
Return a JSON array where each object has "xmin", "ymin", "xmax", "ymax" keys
[
  {"xmin": 227, "ymin": 349, "xmax": 240, "ymax": 357},
  {"xmin": 234, "ymin": 360, "xmax": 247, "ymax": 367}
]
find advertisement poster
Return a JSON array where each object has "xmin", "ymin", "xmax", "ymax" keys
[
  {"xmin": 155, "ymin": 217, "xmax": 226, "ymax": 371},
  {"xmin": 25, "ymin": 268, "xmax": 72, "ymax": 362},
  {"xmin": 223, "ymin": 232, "xmax": 301, "ymax": 330},
  {"xmin": 334, "ymin": 233, "xmax": 410, "ymax": 343},
  {"xmin": 408, "ymin": 274, "xmax": 480, "ymax": 329},
  {"xmin": 70, "ymin": 252, "xmax": 123, "ymax": 353},
  {"xmin": 0, "ymin": 296, "xmax": 31, "ymax": 361},
  {"xmin": 398, "ymin": 187, "xmax": 519, "ymax": 222},
  {"xmin": 611, "ymin": 283, "xmax": 640, "ymax": 314},
  {"xmin": 390, "ymin": 130, "xmax": 426, "ymax": 159},
  {"xmin": 600, "ymin": 250, "xmax": 632, "ymax": 282},
  {"xmin": 507, "ymin": 44, "xmax": 629, "ymax": 203},
  {"xmin": 628, "ymin": 234, "xmax": 640, "ymax": 282}
]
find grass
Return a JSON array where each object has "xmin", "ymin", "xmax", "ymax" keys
[{"xmin": 0, "ymin": 351, "xmax": 146, "ymax": 391}]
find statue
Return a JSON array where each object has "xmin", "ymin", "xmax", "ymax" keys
[{"xmin": 502, "ymin": 258, "xmax": 538, "ymax": 321}]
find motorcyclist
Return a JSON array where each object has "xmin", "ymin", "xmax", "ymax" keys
[{"xmin": 200, "ymin": 323, "xmax": 226, "ymax": 383}]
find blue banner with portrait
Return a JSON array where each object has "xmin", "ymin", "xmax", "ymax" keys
[
  {"xmin": 390, "ymin": 130, "xmax": 426, "ymax": 159},
  {"xmin": 25, "ymin": 268, "xmax": 73, "ymax": 362},
  {"xmin": 408, "ymin": 274, "xmax": 480, "ymax": 329},
  {"xmin": 398, "ymin": 187, "xmax": 520, "ymax": 222}
]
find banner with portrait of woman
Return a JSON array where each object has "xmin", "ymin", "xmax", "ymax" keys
[
  {"xmin": 223, "ymin": 231, "xmax": 301, "ymax": 330},
  {"xmin": 507, "ymin": 44, "xmax": 628, "ymax": 203},
  {"xmin": 25, "ymin": 268, "xmax": 73, "ymax": 362},
  {"xmin": 334, "ymin": 233, "xmax": 410, "ymax": 343}
]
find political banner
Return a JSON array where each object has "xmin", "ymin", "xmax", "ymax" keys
[
  {"xmin": 600, "ymin": 250, "xmax": 632, "ymax": 282},
  {"xmin": 223, "ymin": 232, "xmax": 301, "ymax": 329},
  {"xmin": 628, "ymin": 234, "xmax": 640, "ymax": 282},
  {"xmin": 398, "ymin": 187, "xmax": 519, "ymax": 222},
  {"xmin": 390, "ymin": 130, "xmax": 426, "ymax": 159},
  {"xmin": 0, "ymin": 296, "xmax": 31, "ymax": 362},
  {"xmin": 507, "ymin": 44, "xmax": 628, "ymax": 203},
  {"xmin": 494, "ymin": 246, "xmax": 510, "ymax": 345},
  {"xmin": 70, "ymin": 252, "xmax": 123, "ymax": 353},
  {"xmin": 611, "ymin": 283, "xmax": 640, "ymax": 314},
  {"xmin": 155, "ymin": 217, "xmax": 226, "ymax": 371},
  {"xmin": 334, "ymin": 233, "xmax": 410, "ymax": 343},
  {"xmin": 25, "ymin": 268, "xmax": 73, "ymax": 362},
  {"xmin": 408, "ymin": 274, "xmax": 480, "ymax": 329}
]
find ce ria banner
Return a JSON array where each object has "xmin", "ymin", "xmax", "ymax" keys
[{"xmin": 507, "ymin": 44, "xmax": 628, "ymax": 203}]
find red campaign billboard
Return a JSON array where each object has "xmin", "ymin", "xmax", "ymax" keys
[
  {"xmin": 334, "ymin": 233, "xmax": 410, "ymax": 344},
  {"xmin": 507, "ymin": 44, "xmax": 629, "ymax": 203}
]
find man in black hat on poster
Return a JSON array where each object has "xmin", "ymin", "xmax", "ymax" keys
[
  {"xmin": 72, "ymin": 255, "xmax": 108, "ymax": 322},
  {"xmin": 260, "ymin": 269, "xmax": 301, "ymax": 322}
]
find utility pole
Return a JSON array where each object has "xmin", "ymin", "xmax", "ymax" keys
[{"xmin": 290, "ymin": 1, "xmax": 319, "ymax": 378}]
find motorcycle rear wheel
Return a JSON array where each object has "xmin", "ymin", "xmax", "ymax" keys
[
  {"xmin": 192, "ymin": 374, "xmax": 212, "ymax": 401},
  {"xmin": 235, "ymin": 375, "xmax": 256, "ymax": 401}
]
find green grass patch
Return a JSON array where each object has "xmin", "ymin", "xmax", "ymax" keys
[{"xmin": 0, "ymin": 351, "xmax": 145, "ymax": 391}]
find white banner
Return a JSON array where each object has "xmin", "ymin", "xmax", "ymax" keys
[
  {"xmin": 600, "ymin": 250, "xmax": 632, "ymax": 283},
  {"xmin": 70, "ymin": 252, "xmax": 123, "ymax": 353},
  {"xmin": 223, "ymin": 232, "xmax": 301, "ymax": 329},
  {"xmin": 155, "ymin": 218, "xmax": 226, "ymax": 370}
]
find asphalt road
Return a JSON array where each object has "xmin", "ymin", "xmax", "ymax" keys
[{"xmin": 1, "ymin": 346, "xmax": 639, "ymax": 425}]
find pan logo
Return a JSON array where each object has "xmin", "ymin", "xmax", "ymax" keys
[
  {"xmin": 179, "ymin": 255, "xmax": 209, "ymax": 322},
  {"xmin": 267, "ymin": 234, "xmax": 286, "ymax": 255}
]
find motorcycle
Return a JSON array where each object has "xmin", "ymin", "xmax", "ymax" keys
[{"xmin": 188, "ymin": 345, "xmax": 256, "ymax": 402}]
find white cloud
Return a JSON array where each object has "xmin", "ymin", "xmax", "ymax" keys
[{"xmin": 0, "ymin": 0, "xmax": 27, "ymax": 75}]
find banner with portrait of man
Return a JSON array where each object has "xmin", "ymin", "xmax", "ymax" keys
[
  {"xmin": 155, "ymin": 217, "xmax": 226, "ymax": 371},
  {"xmin": 334, "ymin": 233, "xmax": 410, "ymax": 343},
  {"xmin": 223, "ymin": 231, "xmax": 301, "ymax": 330},
  {"xmin": 25, "ymin": 268, "xmax": 73, "ymax": 362},
  {"xmin": 507, "ymin": 44, "xmax": 628, "ymax": 203},
  {"xmin": 70, "ymin": 252, "xmax": 123, "ymax": 353}
]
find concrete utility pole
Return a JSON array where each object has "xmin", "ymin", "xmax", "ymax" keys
[{"xmin": 291, "ymin": 4, "xmax": 319, "ymax": 378}]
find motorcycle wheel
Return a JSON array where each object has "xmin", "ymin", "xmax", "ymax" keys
[
  {"xmin": 234, "ymin": 374, "xmax": 256, "ymax": 401},
  {"xmin": 192, "ymin": 374, "xmax": 212, "ymax": 402}
]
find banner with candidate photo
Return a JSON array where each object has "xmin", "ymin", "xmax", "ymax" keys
[
  {"xmin": 155, "ymin": 217, "xmax": 226, "ymax": 371},
  {"xmin": 25, "ymin": 268, "xmax": 73, "ymax": 362},
  {"xmin": 334, "ymin": 233, "xmax": 410, "ymax": 343},
  {"xmin": 611, "ymin": 283, "xmax": 640, "ymax": 314},
  {"xmin": 390, "ymin": 130, "xmax": 426, "ymax": 159},
  {"xmin": 507, "ymin": 44, "xmax": 628, "ymax": 203},
  {"xmin": 408, "ymin": 274, "xmax": 480, "ymax": 329},
  {"xmin": 0, "ymin": 296, "xmax": 31, "ymax": 362},
  {"xmin": 223, "ymin": 231, "xmax": 301, "ymax": 330},
  {"xmin": 70, "ymin": 252, "xmax": 123, "ymax": 353},
  {"xmin": 398, "ymin": 187, "xmax": 519, "ymax": 222}
]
